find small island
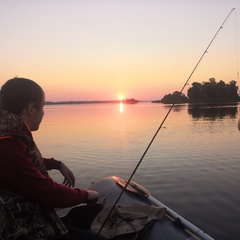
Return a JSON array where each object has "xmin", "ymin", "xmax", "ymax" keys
[{"xmin": 121, "ymin": 98, "xmax": 139, "ymax": 104}]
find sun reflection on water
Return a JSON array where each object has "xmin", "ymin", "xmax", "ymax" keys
[{"xmin": 119, "ymin": 102, "xmax": 124, "ymax": 113}]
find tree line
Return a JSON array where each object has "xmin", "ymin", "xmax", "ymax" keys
[{"xmin": 157, "ymin": 78, "xmax": 239, "ymax": 104}]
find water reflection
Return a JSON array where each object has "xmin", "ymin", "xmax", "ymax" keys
[
  {"xmin": 119, "ymin": 102, "xmax": 124, "ymax": 113},
  {"xmin": 172, "ymin": 104, "xmax": 186, "ymax": 112},
  {"xmin": 163, "ymin": 104, "xmax": 186, "ymax": 112},
  {"xmin": 188, "ymin": 103, "xmax": 238, "ymax": 120}
]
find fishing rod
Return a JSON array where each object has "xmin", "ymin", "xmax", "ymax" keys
[{"xmin": 95, "ymin": 8, "xmax": 235, "ymax": 239}]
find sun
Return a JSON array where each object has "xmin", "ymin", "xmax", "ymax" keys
[{"xmin": 118, "ymin": 95, "xmax": 124, "ymax": 101}]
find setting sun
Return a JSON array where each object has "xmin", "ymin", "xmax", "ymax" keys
[{"xmin": 119, "ymin": 95, "xmax": 124, "ymax": 101}]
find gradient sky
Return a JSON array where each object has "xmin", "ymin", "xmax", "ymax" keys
[{"xmin": 1, "ymin": 0, "xmax": 240, "ymax": 101}]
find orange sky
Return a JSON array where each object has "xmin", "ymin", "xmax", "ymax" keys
[{"xmin": 0, "ymin": 1, "xmax": 240, "ymax": 101}]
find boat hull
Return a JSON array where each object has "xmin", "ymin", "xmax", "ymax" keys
[{"xmin": 88, "ymin": 176, "xmax": 214, "ymax": 240}]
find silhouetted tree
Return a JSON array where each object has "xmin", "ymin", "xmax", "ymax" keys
[
  {"xmin": 160, "ymin": 91, "xmax": 188, "ymax": 104},
  {"xmin": 187, "ymin": 78, "xmax": 239, "ymax": 103}
]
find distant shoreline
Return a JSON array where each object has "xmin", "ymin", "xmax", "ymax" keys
[
  {"xmin": 45, "ymin": 99, "xmax": 142, "ymax": 105},
  {"xmin": 45, "ymin": 100, "xmax": 240, "ymax": 106}
]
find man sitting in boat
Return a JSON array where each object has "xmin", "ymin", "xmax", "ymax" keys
[{"xmin": 0, "ymin": 77, "xmax": 106, "ymax": 240}]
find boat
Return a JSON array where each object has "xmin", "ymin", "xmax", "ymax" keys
[{"xmin": 61, "ymin": 176, "xmax": 214, "ymax": 240}]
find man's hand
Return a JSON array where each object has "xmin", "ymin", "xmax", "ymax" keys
[
  {"xmin": 59, "ymin": 162, "xmax": 76, "ymax": 187},
  {"xmin": 86, "ymin": 190, "xmax": 99, "ymax": 204}
]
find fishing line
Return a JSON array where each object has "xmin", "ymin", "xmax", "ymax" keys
[
  {"xmin": 95, "ymin": 8, "xmax": 235, "ymax": 239},
  {"xmin": 234, "ymin": 9, "xmax": 240, "ymax": 89}
]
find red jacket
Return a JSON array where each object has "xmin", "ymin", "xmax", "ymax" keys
[{"xmin": 0, "ymin": 138, "xmax": 88, "ymax": 208}]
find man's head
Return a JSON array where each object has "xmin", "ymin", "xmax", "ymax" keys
[{"xmin": 0, "ymin": 77, "xmax": 45, "ymax": 131}]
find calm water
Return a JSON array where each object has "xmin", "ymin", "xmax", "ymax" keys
[{"xmin": 33, "ymin": 102, "xmax": 240, "ymax": 240}]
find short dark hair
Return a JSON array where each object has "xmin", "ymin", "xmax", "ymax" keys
[{"xmin": 0, "ymin": 77, "xmax": 44, "ymax": 115}]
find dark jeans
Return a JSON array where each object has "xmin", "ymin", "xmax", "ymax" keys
[
  {"xmin": 66, "ymin": 225, "xmax": 106, "ymax": 240},
  {"xmin": 61, "ymin": 204, "xmax": 106, "ymax": 240}
]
